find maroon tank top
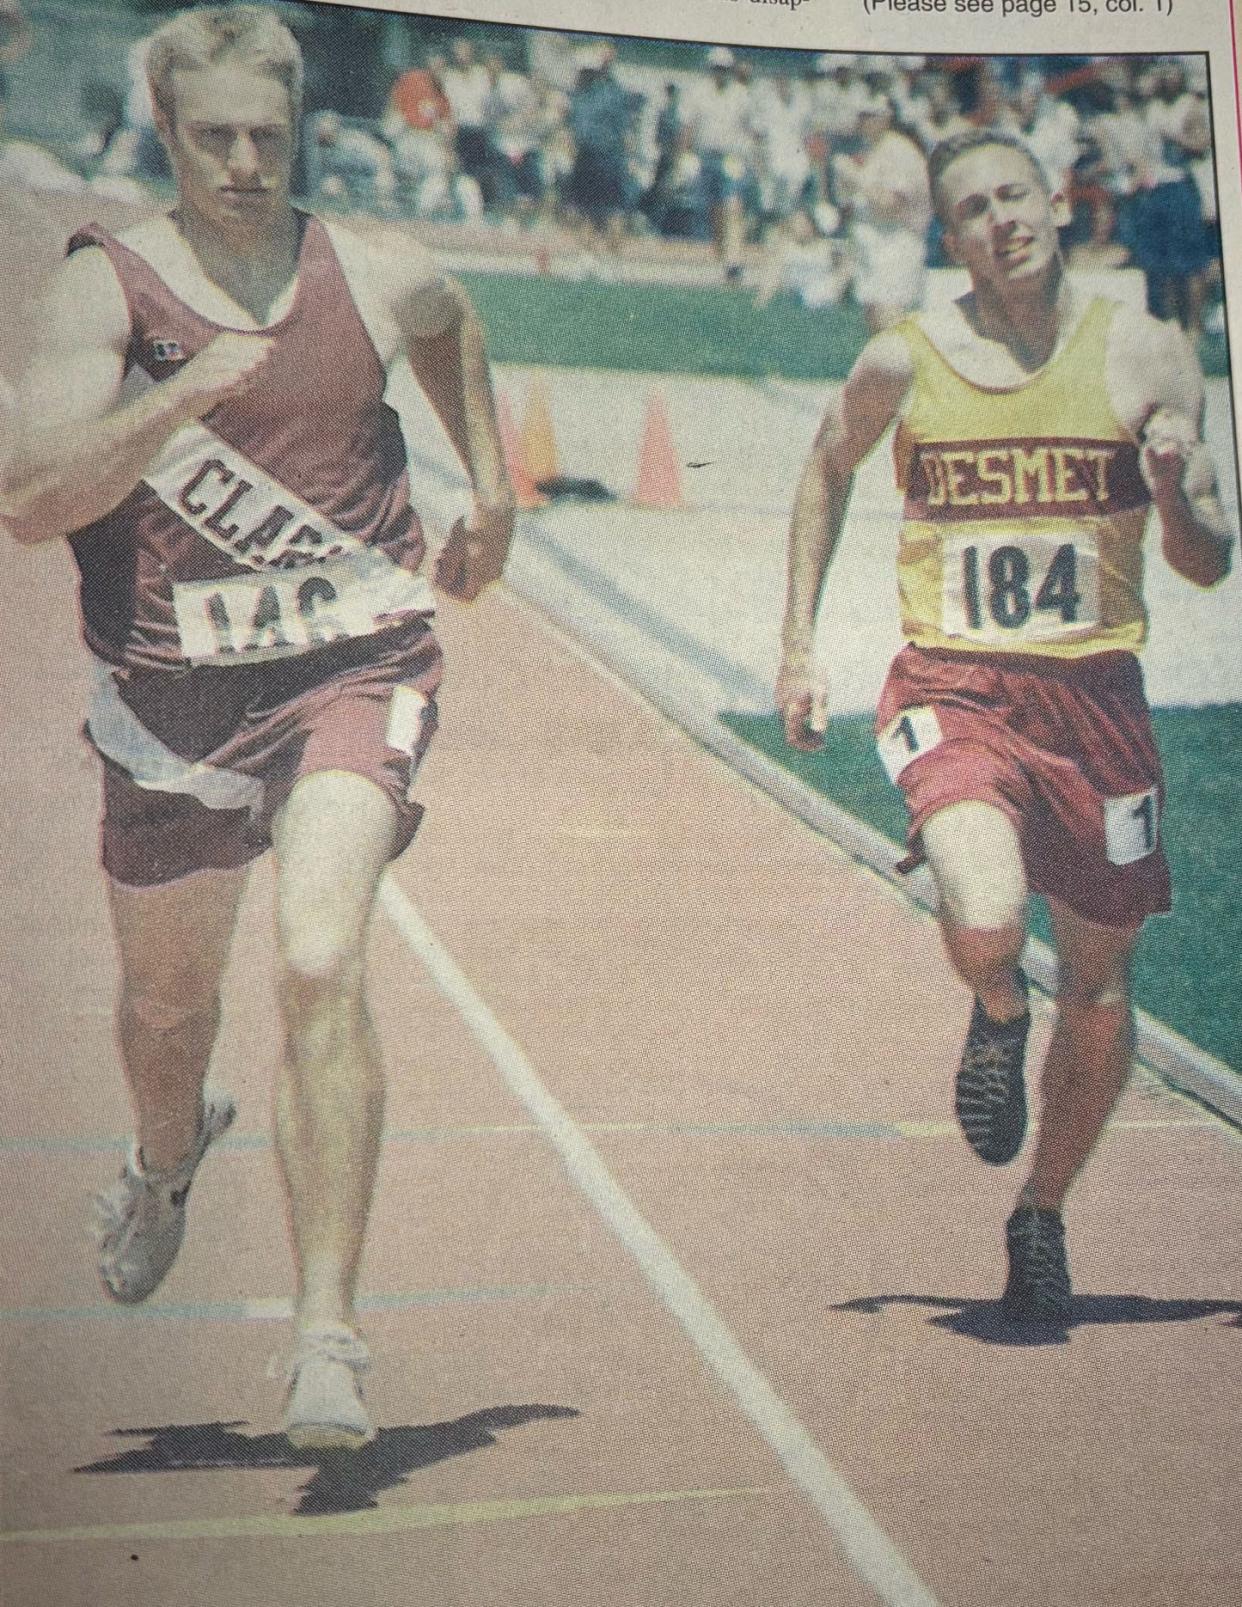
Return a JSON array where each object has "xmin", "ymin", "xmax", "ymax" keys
[{"xmin": 68, "ymin": 213, "xmax": 429, "ymax": 669}]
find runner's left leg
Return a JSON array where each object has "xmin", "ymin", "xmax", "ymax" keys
[
  {"xmin": 1001, "ymin": 899, "xmax": 1139, "ymax": 1321},
  {"xmin": 1021, "ymin": 896, "xmax": 1141, "ymax": 1210},
  {"xmin": 271, "ymin": 769, "xmax": 398, "ymax": 1338}
]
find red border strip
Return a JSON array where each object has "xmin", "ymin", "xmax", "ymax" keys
[{"xmin": 1231, "ymin": 0, "xmax": 1242, "ymax": 181}]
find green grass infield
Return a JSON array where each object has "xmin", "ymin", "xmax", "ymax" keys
[
  {"xmin": 458, "ymin": 270, "xmax": 1231, "ymax": 381},
  {"xmin": 721, "ymin": 704, "xmax": 1242, "ymax": 1072}
]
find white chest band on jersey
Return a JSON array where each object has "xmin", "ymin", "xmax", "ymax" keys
[
  {"xmin": 144, "ymin": 420, "xmax": 372, "ymax": 570},
  {"xmin": 171, "ymin": 547, "xmax": 435, "ymax": 664},
  {"xmin": 142, "ymin": 422, "xmax": 435, "ymax": 664}
]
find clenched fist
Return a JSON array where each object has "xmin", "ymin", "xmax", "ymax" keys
[
  {"xmin": 434, "ymin": 497, "xmax": 514, "ymax": 602},
  {"xmin": 171, "ymin": 332, "xmax": 276, "ymax": 418},
  {"xmin": 776, "ymin": 644, "xmax": 830, "ymax": 753},
  {"xmin": 1141, "ymin": 406, "xmax": 1196, "ymax": 505}
]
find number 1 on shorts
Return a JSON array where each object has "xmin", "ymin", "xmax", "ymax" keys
[{"xmin": 1104, "ymin": 787, "xmax": 1160, "ymax": 865}]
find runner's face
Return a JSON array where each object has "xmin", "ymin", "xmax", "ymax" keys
[
  {"xmin": 162, "ymin": 65, "xmax": 295, "ymax": 231},
  {"xmin": 940, "ymin": 146, "xmax": 1067, "ymax": 292}
]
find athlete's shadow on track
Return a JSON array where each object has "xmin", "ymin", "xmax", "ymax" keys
[
  {"xmin": 75, "ymin": 1403, "xmax": 581, "ymax": 1515},
  {"xmin": 832, "ymin": 1294, "xmax": 1242, "ymax": 1348}
]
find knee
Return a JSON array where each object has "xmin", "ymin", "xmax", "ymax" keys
[
  {"xmin": 922, "ymin": 804, "xmax": 1027, "ymax": 932},
  {"xmin": 940, "ymin": 920, "xmax": 1026, "ymax": 996},
  {"xmin": 1056, "ymin": 963, "xmax": 1131, "ymax": 1013},
  {"xmin": 938, "ymin": 879, "xmax": 1026, "ymax": 934},
  {"xmin": 277, "ymin": 930, "xmax": 365, "ymax": 1014},
  {"xmin": 120, "ymin": 978, "xmax": 220, "ymax": 1036}
]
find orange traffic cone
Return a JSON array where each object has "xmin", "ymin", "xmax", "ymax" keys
[
  {"xmin": 520, "ymin": 377, "xmax": 560, "ymax": 488},
  {"xmin": 497, "ymin": 387, "xmax": 545, "ymax": 510},
  {"xmin": 632, "ymin": 389, "xmax": 683, "ymax": 510}
]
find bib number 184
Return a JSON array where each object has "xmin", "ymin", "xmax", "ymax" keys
[{"xmin": 945, "ymin": 534, "xmax": 1100, "ymax": 642}]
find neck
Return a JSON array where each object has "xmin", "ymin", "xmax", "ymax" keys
[
  {"xmin": 968, "ymin": 258, "xmax": 1069, "ymax": 370},
  {"xmin": 175, "ymin": 196, "xmax": 298, "ymax": 275},
  {"xmin": 171, "ymin": 197, "xmax": 301, "ymax": 325}
]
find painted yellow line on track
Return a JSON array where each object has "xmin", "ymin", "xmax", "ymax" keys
[
  {"xmin": 1105, "ymin": 1118, "xmax": 1222, "ymax": 1133},
  {"xmin": 0, "ymin": 1114, "xmax": 1219, "ymax": 1159},
  {"xmin": 895, "ymin": 1117, "xmax": 1214, "ymax": 1140},
  {"xmin": 1, "ymin": 1485, "xmax": 772, "ymax": 1546}
]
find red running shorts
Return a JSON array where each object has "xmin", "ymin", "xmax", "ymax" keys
[
  {"xmin": 89, "ymin": 620, "xmax": 443, "ymax": 887},
  {"xmin": 874, "ymin": 644, "xmax": 1171, "ymax": 927}
]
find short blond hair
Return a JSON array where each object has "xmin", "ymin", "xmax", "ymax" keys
[
  {"xmin": 928, "ymin": 130, "xmax": 1047, "ymax": 227},
  {"xmin": 147, "ymin": 4, "xmax": 303, "ymax": 123}
]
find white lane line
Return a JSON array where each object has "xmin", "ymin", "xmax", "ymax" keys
[{"xmin": 378, "ymin": 879, "xmax": 942, "ymax": 1607}]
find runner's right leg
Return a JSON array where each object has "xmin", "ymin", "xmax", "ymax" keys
[
  {"xmin": 921, "ymin": 801, "xmax": 1032, "ymax": 1164},
  {"xmin": 96, "ymin": 866, "xmax": 248, "ymax": 1303},
  {"xmin": 921, "ymin": 801, "xmax": 1028, "ymax": 1022},
  {"xmin": 107, "ymin": 866, "xmax": 248, "ymax": 1171}
]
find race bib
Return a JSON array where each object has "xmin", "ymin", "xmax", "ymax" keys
[
  {"xmin": 942, "ymin": 531, "xmax": 1100, "ymax": 644},
  {"xmin": 172, "ymin": 548, "xmax": 435, "ymax": 664}
]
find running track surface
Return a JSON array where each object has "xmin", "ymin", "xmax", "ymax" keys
[{"xmin": 2, "ymin": 191, "xmax": 1241, "ymax": 1607}]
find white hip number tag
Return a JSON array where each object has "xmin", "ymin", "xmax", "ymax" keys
[
  {"xmin": 877, "ymin": 705, "xmax": 944, "ymax": 784},
  {"xmin": 1103, "ymin": 788, "xmax": 1160, "ymax": 865}
]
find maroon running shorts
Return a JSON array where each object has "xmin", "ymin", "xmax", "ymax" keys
[
  {"xmin": 90, "ymin": 619, "xmax": 443, "ymax": 887},
  {"xmin": 874, "ymin": 644, "xmax": 1171, "ymax": 927}
]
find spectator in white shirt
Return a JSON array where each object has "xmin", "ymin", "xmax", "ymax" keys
[
  {"xmin": 833, "ymin": 94, "xmax": 931, "ymax": 331},
  {"xmin": 683, "ymin": 46, "xmax": 755, "ymax": 280},
  {"xmin": 906, "ymin": 69, "xmax": 972, "ymax": 156},
  {"xmin": 999, "ymin": 74, "xmax": 1081, "ymax": 196},
  {"xmin": 751, "ymin": 74, "xmax": 812, "ymax": 226},
  {"xmin": 442, "ymin": 38, "xmax": 498, "ymax": 204}
]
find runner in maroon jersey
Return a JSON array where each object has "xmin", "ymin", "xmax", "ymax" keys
[{"xmin": 0, "ymin": 4, "xmax": 514, "ymax": 1449}]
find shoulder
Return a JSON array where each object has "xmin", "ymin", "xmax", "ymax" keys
[
  {"xmin": 1106, "ymin": 300, "xmax": 1201, "ymax": 390},
  {"xmin": 853, "ymin": 325, "xmax": 918, "ymax": 386},
  {"xmin": 1105, "ymin": 298, "xmax": 1187, "ymax": 362},
  {"xmin": 320, "ymin": 214, "xmax": 446, "ymax": 304},
  {"xmin": 319, "ymin": 214, "xmax": 460, "ymax": 346},
  {"xmin": 840, "ymin": 327, "xmax": 916, "ymax": 422},
  {"xmin": 34, "ymin": 240, "xmax": 130, "ymax": 351},
  {"xmin": 113, "ymin": 213, "xmax": 174, "ymax": 254}
]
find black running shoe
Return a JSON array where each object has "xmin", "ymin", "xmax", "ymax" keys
[
  {"xmin": 1002, "ymin": 1205, "xmax": 1072, "ymax": 1325},
  {"xmin": 954, "ymin": 982, "xmax": 1030, "ymax": 1165}
]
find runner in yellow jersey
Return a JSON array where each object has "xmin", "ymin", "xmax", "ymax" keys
[{"xmin": 777, "ymin": 130, "xmax": 1232, "ymax": 1325}]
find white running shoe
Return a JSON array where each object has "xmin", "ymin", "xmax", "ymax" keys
[
  {"xmin": 283, "ymin": 1325, "xmax": 374, "ymax": 1451},
  {"xmin": 93, "ymin": 1091, "xmax": 237, "ymax": 1305}
]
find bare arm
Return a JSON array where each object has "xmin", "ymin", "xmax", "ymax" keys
[
  {"xmin": 778, "ymin": 330, "xmax": 912, "ymax": 750},
  {"xmin": 1134, "ymin": 318, "xmax": 1232, "ymax": 587},
  {"xmin": 1, "ymin": 248, "xmax": 273, "ymax": 546},
  {"xmin": 396, "ymin": 255, "xmax": 513, "ymax": 602}
]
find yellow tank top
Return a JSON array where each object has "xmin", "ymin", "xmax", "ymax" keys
[{"xmin": 893, "ymin": 297, "xmax": 1151, "ymax": 658}]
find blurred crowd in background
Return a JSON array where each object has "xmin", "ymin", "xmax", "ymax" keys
[{"xmin": 0, "ymin": 5, "xmax": 1225, "ymax": 338}]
